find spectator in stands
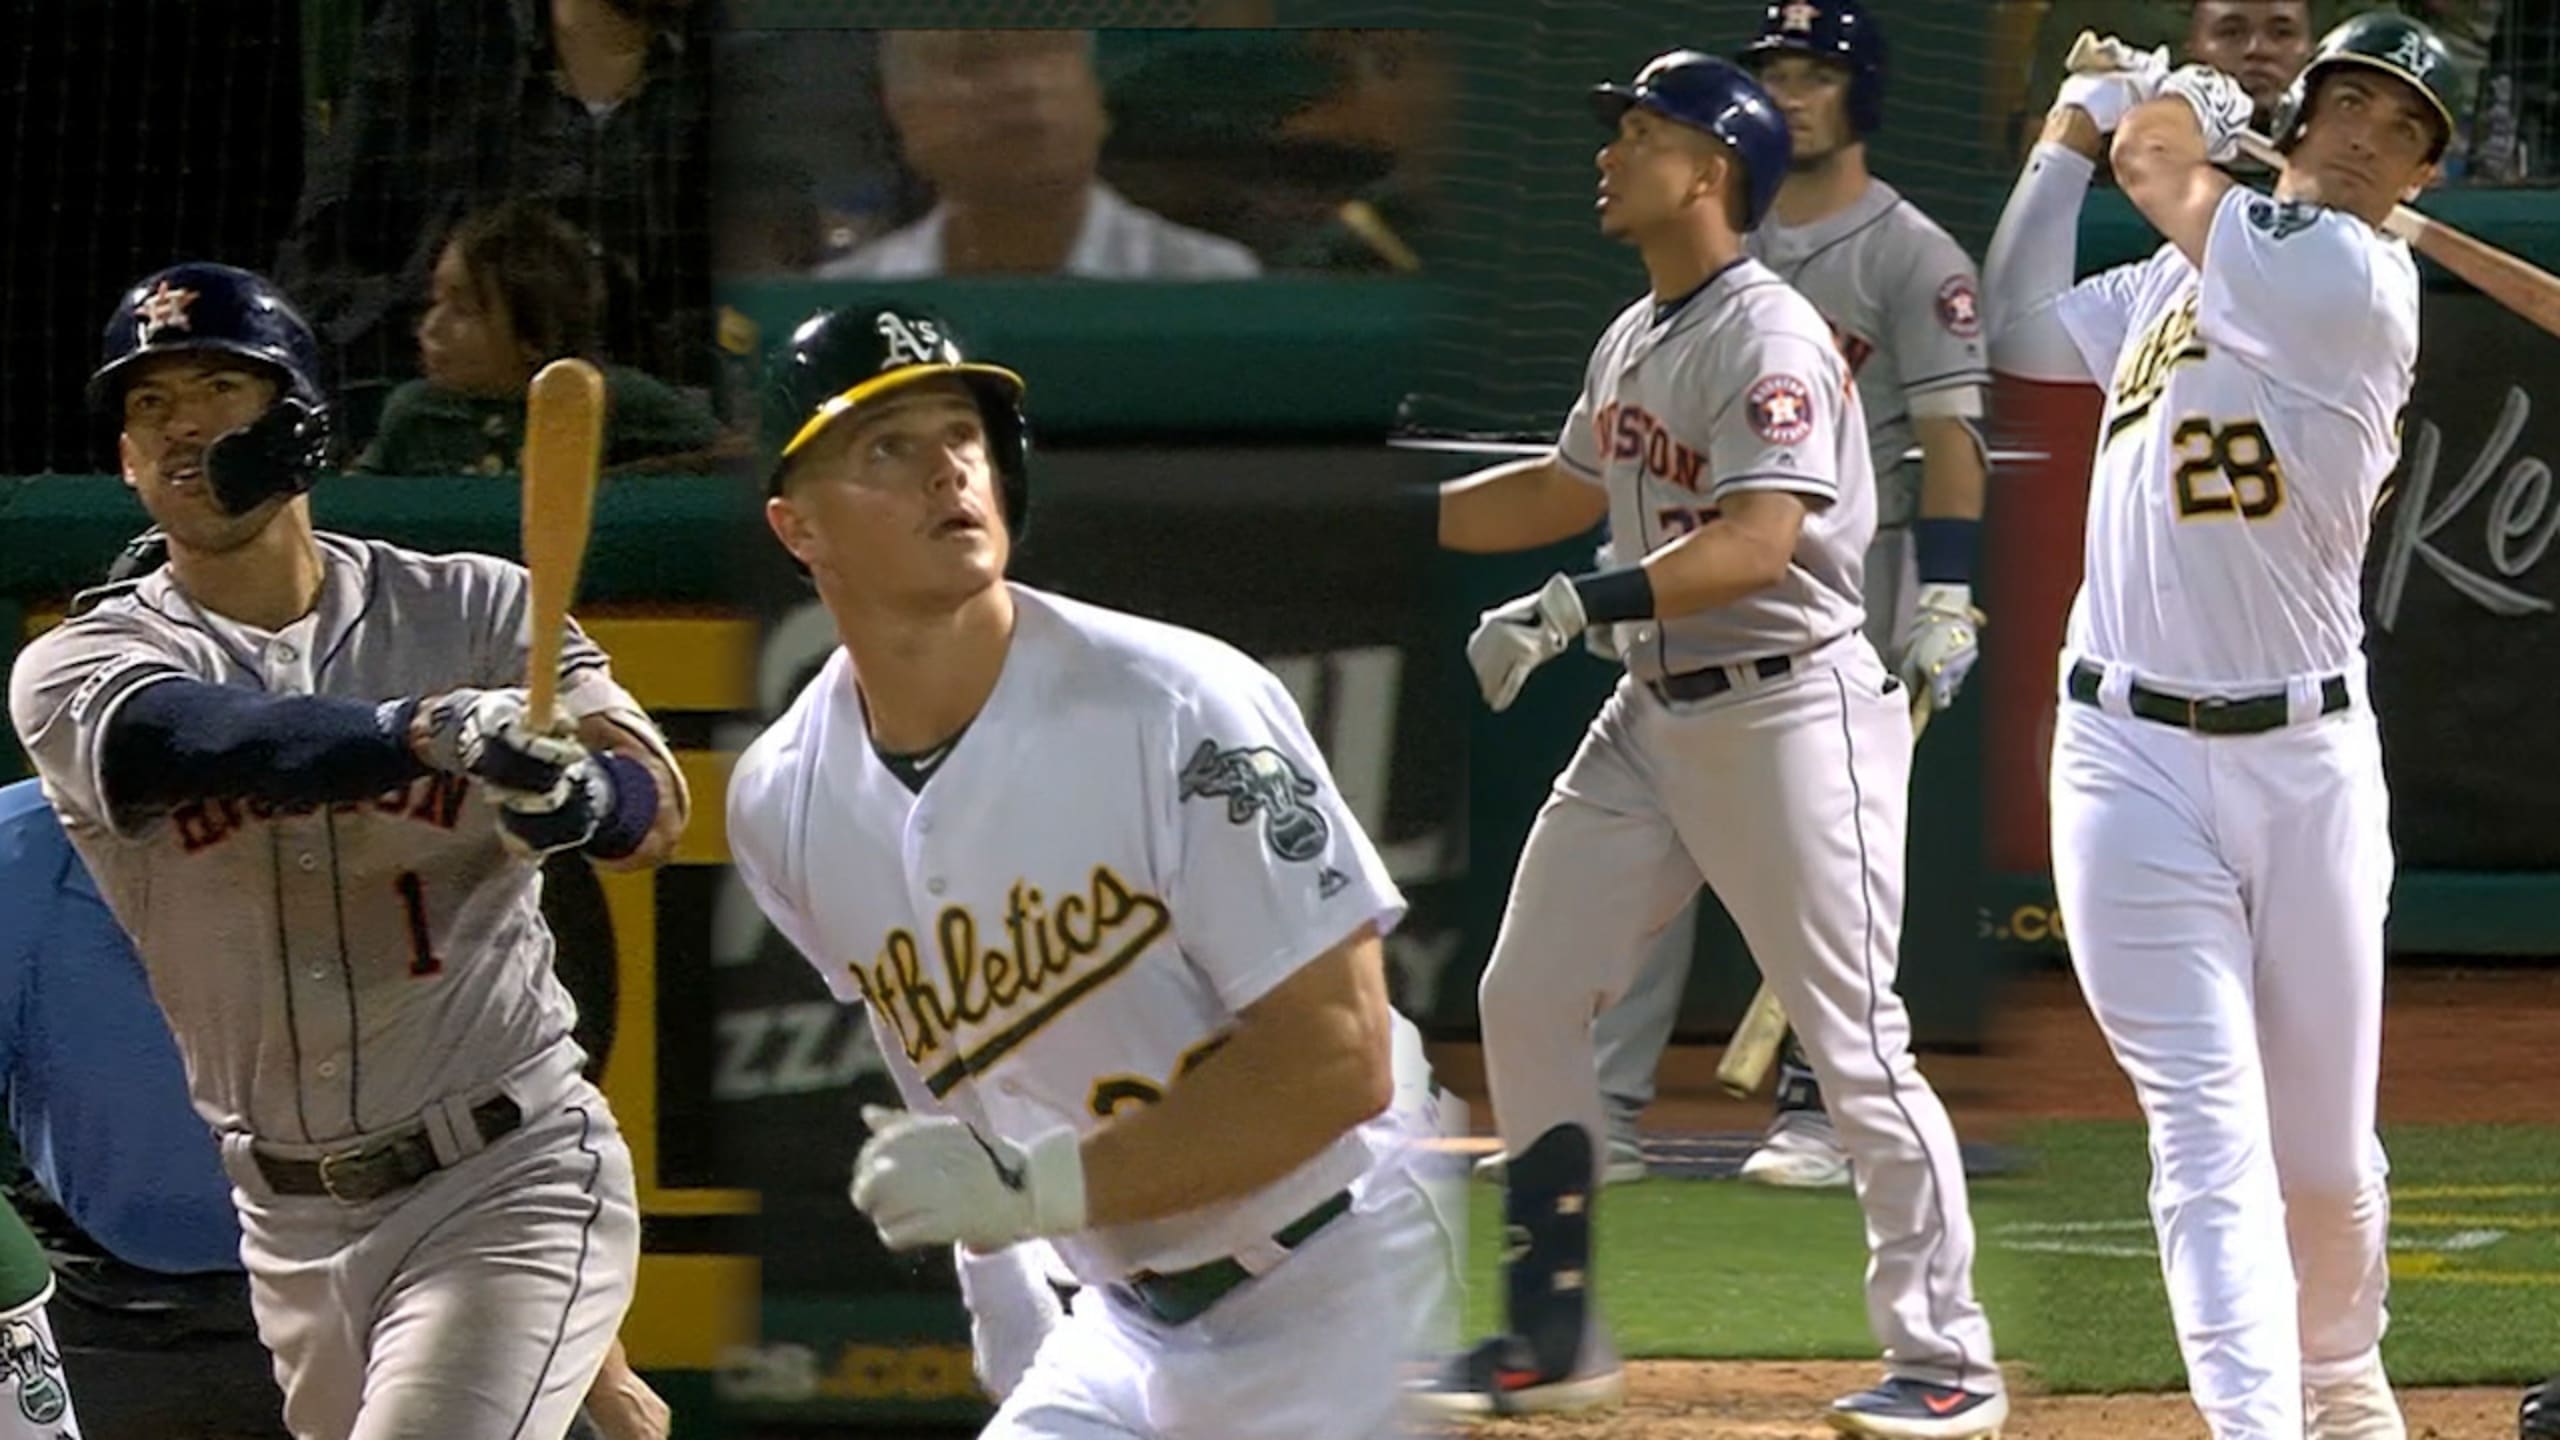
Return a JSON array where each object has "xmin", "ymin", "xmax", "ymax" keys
[
  {"xmin": 276, "ymin": 0, "xmax": 712, "ymax": 448},
  {"xmin": 353, "ymin": 202, "xmax": 725, "ymax": 477},
  {"xmin": 2189, "ymin": 0, "xmax": 2318, "ymax": 119},
  {"xmin": 817, "ymin": 30, "xmax": 1262, "ymax": 280}
]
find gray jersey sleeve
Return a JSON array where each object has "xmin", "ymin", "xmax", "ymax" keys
[
  {"xmin": 1702, "ymin": 332, "xmax": 1848, "ymax": 508},
  {"xmin": 8, "ymin": 616, "xmax": 207, "ymax": 835},
  {"xmin": 1887, "ymin": 228, "xmax": 1991, "ymax": 414}
]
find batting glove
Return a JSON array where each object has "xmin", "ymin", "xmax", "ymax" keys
[
  {"xmin": 2056, "ymin": 38, "xmax": 2170, "ymax": 135},
  {"xmin": 412, "ymin": 687, "xmax": 581, "ymax": 795},
  {"xmin": 2161, "ymin": 63, "xmax": 2257, "ymax": 165},
  {"xmin": 1467, "ymin": 574, "xmax": 1587, "ymax": 713},
  {"xmin": 495, "ymin": 754, "xmax": 613, "ymax": 859},
  {"xmin": 850, "ymin": 1105, "xmax": 1087, "ymax": 1252},
  {"xmin": 1900, "ymin": 583, "xmax": 1987, "ymax": 712}
]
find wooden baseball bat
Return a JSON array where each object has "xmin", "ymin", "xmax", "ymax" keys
[
  {"xmin": 1714, "ymin": 690, "xmax": 1937, "ymax": 1098},
  {"xmin": 521, "ymin": 359, "xmax": 607, "ymax": 729},
  {"xmin": 2063, "ymin": 31, "xmax": 2560, "ymax": 343}
]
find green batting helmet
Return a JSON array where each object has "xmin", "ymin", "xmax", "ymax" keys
[
  {"xmin": 2270, "ymin": 11, "xmax": 2457, "ymax": 162},
  {"xmin": 760, "ymin": 303, "xmax": 1031, "ymax": 538}
]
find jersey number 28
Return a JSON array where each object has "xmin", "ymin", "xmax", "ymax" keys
[{"xmin": 2171, "ymin": 417, "xmax": 2285, "ymax": 522}]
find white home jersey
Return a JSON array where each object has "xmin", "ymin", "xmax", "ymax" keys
[
  {"xmin": 1556, "ymin": 258, "xmax": 1876, "ymax": 679},
  {"xmin": 2055, "ymin": 185, "xmax": 2419, "ymax": 687},
  {"xmin": 725, "ymin": 584, "xmax": 1406, "ymax": 1285}
]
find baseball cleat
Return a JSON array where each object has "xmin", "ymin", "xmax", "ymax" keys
[
  {"xmin": 2306, "ymin": 1353, "xmax": 2405, "ymax": 1439},
  {"xmin": 1826, "ymin": 1378, "xmax": 2008, "ymax": 1438},
  {"xmin": 1405, "ymin": 1333, "xmax": 1626, "ymax": 1419},
  {"xmin": 1471, "ymin": 1134, "xmax": 1647, "ymax": 1186},
  {"xmin": 1740, "ymin": 1110, "xmax": 1852, "ymax": 1189},
  {"xmin": 2522, "ymin": 1374, "xmax": 2560, "ymax": 1438}
]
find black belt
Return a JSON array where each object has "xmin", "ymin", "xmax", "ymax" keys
[
  {"xmin": 2067, "ymin": 661, "xmax": 2349, "ymax": 736},
  {"xmin": 1117, "ymin": 1188, "xmax": 1354, "ymax": 1327},
  {"xmin": 1648, "ymin": 654, "xmax": 1795, "ymax": 705},
  {"xmin": 252, "ymin": 1095, "xmax": 524, "ymax": 1204}
]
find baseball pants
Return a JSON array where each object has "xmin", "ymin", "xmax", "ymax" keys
[
  {"xmin": 222, "ymin": 1055, "xmax": 638, "ymax": 1440},
  {"xmin": 984, "ymin": 1175, "xmax": 1445, "ymax": 1439},
  {"xmin": 2050, "ymin": 664, "xmax": 2394, "ymax": 1440}
]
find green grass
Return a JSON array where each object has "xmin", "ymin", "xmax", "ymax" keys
[{"xmin": 1452, "ymin": 1122, "xmax": 2559, "ymax": 1392}]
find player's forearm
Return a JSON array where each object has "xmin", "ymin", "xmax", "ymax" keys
[
  {"xmin": 579, "ymin": 715, "xmax": 685, "ymax": 871},
  {"xmin": 102, "ymin": 680, "xmax": 428, "ymax": 812},
  {"xmin": 2114, "ymin": 98, "xmax": 2227, "ymax": 263},
  {"xmin": 1439, "ymin": 457, "xmax": 1609, "ymax": 553},
  {"xmin": 1915, "ymin": 420, "xmax": 1987, "ymax": 523},
  {"xmin": 1639, "ymin": 493, "xmax": 1803, "ymax": 618},
  {"xmin": 1076, "ymin": 934, "xmax": 1394, "ymax": 1228},
  {"xmin": 2040, "ymin": 104, "xmax": 2105, "ymax": 161}
]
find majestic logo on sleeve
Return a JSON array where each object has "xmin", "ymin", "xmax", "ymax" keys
[
  {"xmin": 1937, "ymin": 276, "xmax": 1982, "ymax": 338},
  {"xmin": 854, "ymin": 865, "xmax": 1172, "ymax": 1096},
  {"xmin": 1179, "ymin": 739, "xmax": 1331, "ymax": 863},
  {"xmin": 1747, "ymin": 376, "xmax": 1816, "ymax": 445}
]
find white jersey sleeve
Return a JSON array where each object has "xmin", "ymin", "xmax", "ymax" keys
[
  {"xmin": 1153, "ymin": 662, "xmax": 1405, "ymax": 1014},
  {"xmin": 1702, "ymin": 332, "xmax": 1847, "ymax": 508},
  {"xmin": 2053, "ymin": 258, "xmax": 2160, "ymax": 384},
  {"xmin": 8, "ymin": 616, "xmax": 208, "ymax": 836},
  {"xmin": 723, "ymin": 720, "xmax": 841, "ymax": 1001},
  {"xmin": 2197, "ymin": 186, "xmax": 2386, "ymax": 402},
  {"xmin": 1888, "ymin": 228, "xmax": 1990, "ymax": 416}
]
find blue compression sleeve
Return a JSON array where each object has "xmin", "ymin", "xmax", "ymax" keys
[{"xmin": 104, "ymin": 681, "xmax": 429, "ymax": 811}]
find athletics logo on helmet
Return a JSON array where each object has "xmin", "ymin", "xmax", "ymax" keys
[
  {"xmin": 1591, "ymin": 51, "xmax": 1794, "ymax": 232},
  {"xmin": 1736, "ymin": 0, "xmax": 1889, "ymax": 136},
  {"xmin": 2271, "ymin": 11, "xmax": 2456, "ymax": 162}
]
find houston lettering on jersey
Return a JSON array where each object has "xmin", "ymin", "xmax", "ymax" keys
[
  {"xmin": 852, "ymin": 863, "xmax": 1172, "ymax": 1096},
  {"xmin": 2104, "ymin": 292, "xmax": 2206, "ymax": 445},
  {"xmin": 1593, "ymin": 402, "xmax": 1706, "ymax": 492},
  {"xmin": 170, "ymin": 773, "xmax": 474, "ymax": 853}
]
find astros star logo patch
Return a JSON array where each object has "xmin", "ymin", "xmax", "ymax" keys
[
  {"xmin": 1781, "ymin": 1, "xmax": 1820, "ymax": 33},
  {"xmin": 1936, "ymin": 276, "xmax": 1981, "ymax": 338},
  {"xmin": 1746, "ymin": 375, "xmax": 1814, "ymax": 445},
  {"xmin": 134, "ymin": 279, "xmax": 198, "ymax": 339}
]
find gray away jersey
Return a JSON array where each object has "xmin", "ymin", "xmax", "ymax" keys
[
  {"xmin": 8, "ymin": 533, "xmax": 675, "ymax": 1143},
  {"xmin": 1745, "ymin": 179, "xmax": 1990, "ymax": 528},
  {"xmin": 1558, "ymin": 258, "xmax": 1876, "ymax": 679}
]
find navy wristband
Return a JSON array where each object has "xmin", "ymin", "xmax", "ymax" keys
[
  {"xmin": 1913, "ymin": 518, "xmax": 1981, "ymax": 586},
  {"xmin": 584, "ymin": 751, "xmax": 661, "ymax": 861},
  {"xmin": 1571, "ymin": 565, "xmax": 1656, "ymax": 625}
]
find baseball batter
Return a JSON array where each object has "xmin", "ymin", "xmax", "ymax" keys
[
  {"xmin": 724, "ymin": 303, "xmax": 1448, "ymax": 1440},
  {"xmin": 6, "ymin": 262, "xmax": 689, "ymax": 1440},
  {"xmin": 1412, "ymin": 52, "xmax": 2003, "ymax": 1436},
  {"xmin": 1982, "ymin": 15, "xmax": 2455, "ymax": 1438},
  {"xmin": 1581, "ymin": 0, "xmax": 1994, "ymax": 1194}
]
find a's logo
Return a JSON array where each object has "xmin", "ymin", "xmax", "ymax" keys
[
  {"xmin": 133, "ymin": 278, "xmax": 198, "ymax": 340},
  {"xmin": 875, "ymin": 312, "xmax": 947, "ymax": 369},
  {"xmin": 0, "ymin": 1319, "xmax": 67, "ymax": 1425},
  {"xmin": 1179, "ymin": 738, "xmax": 1331, "ymax": 863},
  {"xmin": 2388, "ymin": 32, "xmax": 2436, "ymax": 78},
  {"xmin": 1781, "ymin": 1, "xmax": 1821, "ymax": 33},
  {"xmin": 1936, "ymin": 276, "xmax": 1981, "ymax": 338},
  {"xmin": 2247, "ymin": 198, "xmax": 2320, "ymax": 241},
  {"xmin": 1746, "ymin": 375, "xmax": 1815, "ymax": 445}
]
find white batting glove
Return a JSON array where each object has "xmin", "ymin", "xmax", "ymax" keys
[
  {"xmin": 954, "ymin": 1242, "xmax": 1067, "ymax": 1401},
  {"xmin": 1900, "ymin": 584, "xmax": 1986, "ymax": 712},
  {"xmin": 2056, "ymin": 38, "xmax": 2170, "ymax": 134},
  {"xmin": 1466, "ymin": 574, "xmax": 1587, "ymax": 713},
  {"xmin": 1583, "ymin": 540, "xmax": 1630, "ymax": 662},
  {"xmin": 412, "ymin": 687, "xmax": 582, "ymax": 795},
  {"xmin": 850, "ymin": 1106, "xmax": 1087, "ymax": 1252},
  {"xmin": 2161, "ymin": 63, "xmax": 2256, "ymax": 165}
]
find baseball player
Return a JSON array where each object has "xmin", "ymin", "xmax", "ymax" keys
[
  {"xmin": 1411, "ymin": 52, "xmax": 2003, "ymax": 1436},
  {"xmin": 1573, "ymin": 0, "xmax": 1994, "ymax": 1194},
  {"xmin": 0, "ymin": 770, "xmax": 665, "ymax": 1440},
  {"xmin": 5, "ymin": 261, "xmax": 690, "ymax": 1440},
  {"xmin": 724, "ymin": 302, "xmax": 1449, "ymax": 1440},
  {"xmin": 2527, "ymin": 1375, "xmax": 2560, "ymax": 1440},
  {"xmin": 1982, "ymin": 13, "xmax": 2455, "ymax": 1439}
]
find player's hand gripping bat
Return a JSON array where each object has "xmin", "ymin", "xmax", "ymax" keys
[
  {"xmin": 2064, "ymin": 29, "xmax": 2560, "ymax": 343},
  {"xmin": 521, "ymin": 359, "xmax": 606, "ymax": 731}
]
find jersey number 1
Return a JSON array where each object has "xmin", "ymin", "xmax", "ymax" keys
[
  {"xmin": 394, "ymin": 871, "xmax": 442, "ymax": 977},
  {"xmin": 2172, "ymin": 417, "xmax": 2285, "ymax": 521}
]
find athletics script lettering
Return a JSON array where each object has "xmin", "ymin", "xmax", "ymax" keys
[{"xmin": 2373, "ymin": 385, "xmax": 2559, "ymax": 631}]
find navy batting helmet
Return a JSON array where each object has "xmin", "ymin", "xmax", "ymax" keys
[
  {"xmin": 1737, "ymin": 0, "xmax": 1888, "ymax": 136},
  {"xmin": 89, "ymin": 263, "xmax": 331, "ymax": 516},
  {"xmin": 1592, "ymin": 51, "xmax": 1793, "ymax": 232},
  {"xmin": 761, "ymin": 303, "xmax": 1031, "ymax": 537},
  {"xmin": 2271, "ymin": 11, "xmax": 2457, "ymax": 163}
]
